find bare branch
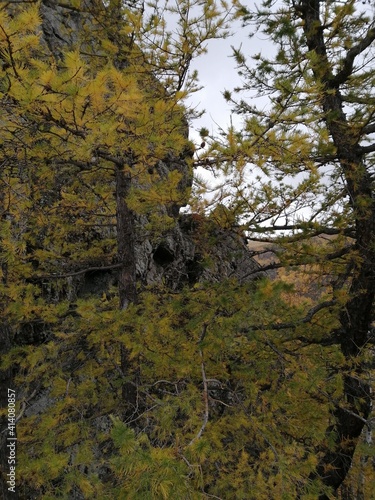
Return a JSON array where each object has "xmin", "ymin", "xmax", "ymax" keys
[
  {"xmin": 362, "ymin": 122, "xmax": 375, "ymax": 135},
  {"xmin": 337, "ymin": 406, "xmax": 374, "ymax": 431},
  {"xmin": 198, "ymin": 322, "xmax": 208, "ymax": 343},
  {"xmin": 241, "ymin": 261, "xmax": 283, "ymax": 279},
  {"xmin": 241, "ymin": 300, "xmax": 337, "ymax": 334},
  {"xmin": 248, "ymin": 225, "xmax": 355, "ymax": 239},
  {"xmin": 1, "ymin": 388, "xmax": 40, "ymax": 430},
  {"xmin": 32, "ymin": 262, "xmax": 124, "ymax": 280},
  {"xmin": 358, "ymin": 142, "xmax": 375, "ymax": 154},
  {"xmin": 96, "ymin": 149, "xmax": 125, "ymax": 167},
  {"xmin": 189, "ymin": 324, "xmax": 210, "ymax": 446},
  {"xmin": 331, "ymin": 26, "xmax": 375, "ymax": 87}
]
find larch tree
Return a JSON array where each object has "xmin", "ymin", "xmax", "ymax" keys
[
  {"xmin": 194, "ymin": 0, "xmax": 375, "ymax": 497},
  {"xmin": 0, "ymin": 0, "xmax": 230, "ymax": 497},
  {"xmin": 1, "ymin": 0, "xmax": 374, "ymax": 499}
]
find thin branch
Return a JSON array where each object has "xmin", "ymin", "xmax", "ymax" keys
[
  {"xmin": 317, "ymin": 386, "xmax": 374, "ymax": 431},
  {"xmin": 241, "ymin": 261, "xmax": 283, "ymax": 280},
  {"xmin": 248, "ymin": 248, "xmax": 278, "ymax": 258},
  {"xmin": 338, "ymin": 406, "xmax": 374, "ymax": 431},
  {"xmin": 0, "ymin": 24, "xmax": 19, "ymax": 79},
  {"xmin": 41, "ymin": 108, "xmax": 86, "ymax": 138},
  {"xmin": 264, "ymin": 339, "xmax": 288, "ymax": 361},
  {"xmin": 198, "ymin": 322, "xmax": 208, "ymax": 343},
  {"xmin": 54, "ymin": 158, "xmax": 99, "ymax": 171},
  {"xmin": 189, "ymin": 324, "xmax": 210, "ymax": 446},
  {"xmin": 331, "ymin": 26, "xmax": 375, "ymax": 87},
  {"xmin": 241, "ymin": 300, "xmax": 337, "ymax": 334},
  {"xmin": 188, "ymin": 353, "xmax": 209, "ymax": 445},
  {"xmin": 32, "ymin": 262, "xmax": 124, "ymax": 280},
  {"xmin": 65, "ymin": 378, "xmax": 72, "ymax": 396},
  {"xmin": 325, "ymin": 245, "xmax": 353, "ymax": 261},
  {"xmin": 13, "ymin": 389, "xmax": 38, "ymax": 425}
]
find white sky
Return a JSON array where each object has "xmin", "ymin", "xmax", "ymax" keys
[
  {"xmin": 177, "ymin": 1, "xmax": 375, "ymax": 228},
  {"xmin": 186, "ymin": 0, "xmax": 374, "ymax": 143},
  {"xmin": 183, "ymin": 17, "xmax": 266, "ymax": 198},
  {"xmin": 186, "ymin": 24, "xmax": 250, "ymax": 142}
]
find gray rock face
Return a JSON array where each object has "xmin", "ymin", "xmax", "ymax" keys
[
  {"xmin": 0, "ymin": 5, "xmax": 262, "ymax": 497},
  {"xmin": 1, "ymin": 1, "xmax": 261, "ymax": 304},
  {"xmin": 139, "ymin": 213, "xmax": 262, "ymax": 289},
  {"xmin": 39, "ymin": 0, "xmax": 91, "ymax": 57},
  {"xmin": 76, "ymin": 212, "xmax": 262, "ymax": 299},
  {"xmin": 27, "ymin": 1, "xmax": 260, "ymax": 295}
]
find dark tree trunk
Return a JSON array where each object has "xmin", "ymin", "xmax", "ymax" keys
[
  {"xmin": 114, "ymin": 164, "xmax": 138, "ymax": 418},
  {"xmin": 300, "ymin": 1, "xmax": 374, "ymax": 495},
  {"xmin": 115, "ymin": 165, "xmax": 137, "ymax": 310}
]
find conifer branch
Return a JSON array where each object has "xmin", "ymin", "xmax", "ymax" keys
[
  {"xmin": 32, "ymin": 262, "xmax": 124, "ymax": 280},
  {"xmin": 241, "ymin": 300, "xmax": 337, "ymax": 335},
  {"xmin": 189, "ymin": 324, "xmax": 210, "ymax": 446},
  {"xmin": 331, "ymin": 26, "xmax": 375, "ymax": 88}
]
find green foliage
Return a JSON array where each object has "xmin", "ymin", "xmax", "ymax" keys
[
  {"xmin": 1, "ymin": 1, "xmax": 374, "ymax": 499},
  {"xmin": 3, "ymin": 262, "xmax": 351, "ymax": 498},
  {"xmin": 204, "ymin": 0, "xmax": 375, "ymax": 496}
]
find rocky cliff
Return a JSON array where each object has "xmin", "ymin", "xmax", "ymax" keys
[
  {"xmin": 0, "ymin": 3, "xmax": 261, "ymax": 497},
  {"xmin": 25, "ymin": 0, "xmax": 261, "ymax": 298}
]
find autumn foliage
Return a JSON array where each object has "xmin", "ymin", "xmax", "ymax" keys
[{"xmin": 0, "ymin": 1, "xmax": 374, "ymax": 499}]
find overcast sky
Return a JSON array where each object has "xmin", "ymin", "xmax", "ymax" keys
[
  {"xmin": 186, "ymin": 1, "xmax": 374, "ymax": 143},
  {"xmin": 186, "ymin": 24, "xmax": 248, "ymax": 142}
]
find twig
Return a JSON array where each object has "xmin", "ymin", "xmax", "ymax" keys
[
  {"xmin": 32, "ymin": 262, "xmax": 124, "ymax": 280},
  {"xmin": 241, "ymin": 300, "xmax": 337, "ymax": 333},
  {"xmin": 189, "ymin": 324, "xmax": 210, "ymax": 445},
  {"xmin": 14, "ymin": 388, "xmax": 38, "ymax": 424}
]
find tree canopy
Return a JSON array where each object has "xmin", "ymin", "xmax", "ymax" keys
[
  {"xmin": 197, "ymin": 0, "xmax": 375, "ymax": 496},
  {"xmin": 0, "ymin": 1, "xmax": 374, "ymax": 499}
]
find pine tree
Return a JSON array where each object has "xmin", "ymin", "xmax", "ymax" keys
[
  {"xmin": 1, "ymin": 1, "xmax": 374, "ymax": 499},
  {"xmin": 0, "ymin": 1, "xmax": 228, "ymax": 497},
  {"xmin": 198, "ymin": 0, "xmax": 375, "ymax": 496}
]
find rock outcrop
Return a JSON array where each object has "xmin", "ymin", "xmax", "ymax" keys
[
  {"xmin": 23, "ymin": 0, "xmax": 261, "ymax": 297},
  {"xmin": 0, "ymin": 4, "xmax": 262, "ymax": 497}
]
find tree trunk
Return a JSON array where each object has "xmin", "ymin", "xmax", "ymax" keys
[
  {"xmin": 115, "ymin": 164, "xmax": 138, "ymax": 418},
  {"xmin": 301, "ymin": 1, "xmax": 374, "ymax": 495}
]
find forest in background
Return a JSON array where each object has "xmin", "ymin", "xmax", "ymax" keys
[{"xmin": 0, "ymin": 1, "xmax": 374, "ymax": 498}]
